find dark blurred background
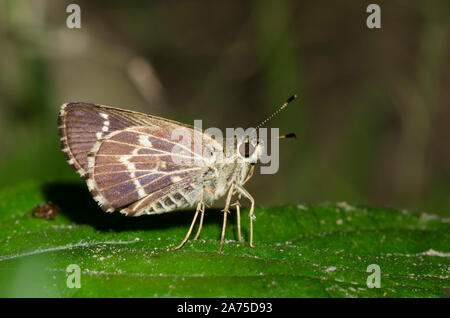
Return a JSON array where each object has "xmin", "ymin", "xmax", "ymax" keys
[{"xmin": 0, "ymin": 0, "xmax": 449, "ymax": 216}]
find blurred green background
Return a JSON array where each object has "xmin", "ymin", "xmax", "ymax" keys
[{"xmin": 0, "ymin": 0, "xmax": 449, "ymax": 216}]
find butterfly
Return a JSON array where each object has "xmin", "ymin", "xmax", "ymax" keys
[{"xmin": 58, "ymin": 95, "xmax": 296, "ymax": 253}]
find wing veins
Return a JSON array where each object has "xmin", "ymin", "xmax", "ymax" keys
[{"xmin": 98, "ymin": 167, "xmax": 201, "ymax": 192}]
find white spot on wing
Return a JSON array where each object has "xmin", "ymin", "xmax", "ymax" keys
[
  {"xmin": 101, "ymin": 115, "xmax": 110, "ymax": 133},
  {"xmin": 102, "ymin": 122, "xmax": 110, "ymax": 132},
  {"xmin": 137, "ymin": 187, "xmax": 146, "ymax": 197},
  {"xmin": 86, "ymin": 178, "xmax": 96, "ymax": 192},
  {"xmin": 118, "ymin": 152, "xmax": 146, "ymax": 199},
  {"xmin": 139, "ymin": 135, "xmax": 153, "ymax": 148},
  {"xmin": 171, "ymin": 176, "xmax": 182, "ymax": 183}
]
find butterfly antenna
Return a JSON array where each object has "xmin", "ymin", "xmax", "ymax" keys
[
  {"xmin": 255, "ymin": 94, "xmax": 297, "ymax": 130},
  {"xmin": 279, "ymin": 133, "xmax": 297, "ymax": 139}
]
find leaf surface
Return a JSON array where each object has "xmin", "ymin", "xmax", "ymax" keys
[{"xmin": 0, "ymin": 181, "xmax": 448, "ymax": 297}]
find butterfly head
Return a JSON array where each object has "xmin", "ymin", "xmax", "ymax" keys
[
  {"xmin": 237, "ymin": 93, "xmax": 297, "ymax": 164},
  {"xmin": 237, "ymin": 134, "xmax": 264, "ymax": 165}
]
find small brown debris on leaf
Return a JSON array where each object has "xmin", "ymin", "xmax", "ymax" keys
[{"xmin": 33, "ymin": 201, "xmax": 59, "ymax": 220}]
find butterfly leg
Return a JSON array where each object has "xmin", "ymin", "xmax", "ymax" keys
[
  {"xmin": 174, "ymin": 201, "xmax": 202, "ymax": 250},
  {"xmin": 193, "ymin": 202, "xmax": 205, "ymax": 240},
  {"xmin": 230, "ymin": 166, "xmax": 254, "ymax": 243},
  {"xmin": 218, "ymin": 183, "xmax": 235, "ymax": 253},
  {"xmin": 231, "ymin": 196, "xmax": 243, "ymax": 242},
  {"xmin": 193, "ymin": 188, "xmax": 206, "ymax": 240},
  {"xmin": 235, "ymin": 184, "xmax": 255, "ymax": 248},
  {"xmin": 243, "ymin": 165, "xmax": 255, "ymax": 184}
]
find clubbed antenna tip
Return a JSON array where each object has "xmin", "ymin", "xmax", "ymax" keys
[
  {"xmin": 279, "ymin": 132, "xmax": 297, "ymax": 139},
  {"xmin": 255, "ymin": 94, "xmax": 298, "ymax": 130},
  {"xmin": 286, "ymin": 94, "xmax": 297, "ymax": 103}
]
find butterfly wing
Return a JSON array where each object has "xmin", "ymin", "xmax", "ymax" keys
[
  {"xmin": 59, "ymin": 102, "xmax": 151, "ymax": 178},
  {"xmin": 58, "ymin": 103, "xmax": 222, "ymax": 215}
]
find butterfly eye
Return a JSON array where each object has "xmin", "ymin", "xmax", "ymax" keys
[{"xmin": 239, "ymin": 141, "xmax": 255, "ymax": 158}]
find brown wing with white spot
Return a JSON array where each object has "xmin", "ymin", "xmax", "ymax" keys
[
  {"xmin": 58, "ymin": 102, "xmax": 223, "ymax": 214},
  {"xmin": 59, "ymin": 102, "xmax": 143, "ymax": 178}
]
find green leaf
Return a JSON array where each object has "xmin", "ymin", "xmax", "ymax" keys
[{"xmin": 0, "ymin": 181, "xmax": 448, "ymax": 297}]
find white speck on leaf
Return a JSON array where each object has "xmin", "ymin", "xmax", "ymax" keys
[
  {"xmin": 421, "ymin": 249, "xmax": 450, "ymax": 257},
  {"xmin": 325, "ymin": 266, "xmax": 337, "ymax": 273}
]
